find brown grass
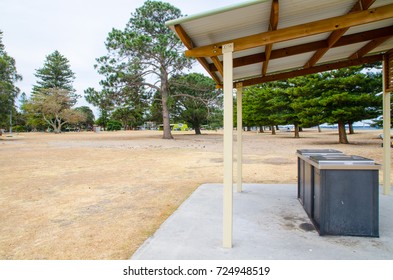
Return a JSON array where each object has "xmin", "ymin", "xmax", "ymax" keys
[{"xmin": 0, "ymin": 129, "xmax": 390, "ymax": 259}]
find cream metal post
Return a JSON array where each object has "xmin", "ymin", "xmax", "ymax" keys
[
  {"xmin": 223, "ymin": 43, "xmax": 234, "ymax": 248},
  {"xmin": 236, "ymin": 83, "xmax": 243, "ymax": 193},
  {"xmin": 383, "ymin": 57, "xmax": 391, "ymax": 195}
]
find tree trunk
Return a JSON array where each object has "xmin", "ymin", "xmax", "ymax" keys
[
  {"xmin": 317, "ymin": 125, "xmax": 321, "ymax": 132},
  {"xmin": 294, "ymin": 123, "xmax": 300, "ymax": 138},
  {"xmin": 259, "ymin": 125, "xmax": 264, "ymax": 133},
  {"xmin": 160, "ymin": 70, "xmax": 173, "ymax": 139},
  {"xmin": 49, "ymin": 122, "xmax": 58, "ymax": 133},
  {"xmin": 195, "ymin": 126, "xmax": 201, "ymax": 135},
  {"xmin": 348, "ymin": 122, "xmax": 354, "ymax": 134},
  {"xmin": 53, "ymin": 120, "xmax": 61, "ymax": 133},
  {"xmin": 338, "ymin": 121, "xmax": 349, "ymax": 144},
  {"xmin": 271, "ymin": 125, "xmax": 276, "ymax": 135}
]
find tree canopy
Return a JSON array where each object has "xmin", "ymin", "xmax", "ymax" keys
[
  {"xmin": 24, "ymin": 88, "xmax": 85, "ymax": 133},
  {"xmin": 0, "ymin": 30, "xmax": 22, "ymax": 132},
  {"xmin": 241, "ymin": 65, "xmax": 382, "ymax": 143},
  {"xmin": 33, "ymin": 50, "xmax": 76, "ymax": 96},
  {"xmin": 92, "ymin": 0, "xmax": 192, "ymax": 138},
  {"xmin": 170, "ymin": 73, "xmax": 221, "ymax": 134},
  {"xmin": 75, "ymin": 106, "xmax": 95, "ymax": 130},
  {"xmin": 242, "ymin": 84, "xmax": 278, "ymax": 133},
  {"xmin": 293, "ymin": 66, "xmax": 382, "ymax": 143}
]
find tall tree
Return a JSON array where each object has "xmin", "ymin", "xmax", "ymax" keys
[
  {"xmin": 313, "ymin": 67, "xmax": 381, "ymax": 144},
  {"xmin": 288, "ymin": 74, "xmax": 327, "ymax": 137},
  {"xmin": 33, "ymin": 50, "xmax": 76, "ymax": 96},
  {"xmin": 0, "ymin": 30, "xmax": 22, "ymax": 134},
  {"xmin": 27, "ymin": 50, "xmax": 80, "ymax": 132},
  {"xmin": 170, "ymin": 73, "xmax": 220, "ymax": 135},
  {"xmin": 95, "ymin": 1, "xmax": 192, "ymax": 139}
]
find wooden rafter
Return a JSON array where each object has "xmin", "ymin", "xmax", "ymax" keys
[
  {"xmin": 303, "ymin": 0, "xmax": 376, "ymax": 68},
  {"xmin": 238, "ymin": 54, "xmax": 383, "ymax": 87},
  {"xmin": 349, "ymin": 36, "xmax": 392, "ymax": 59},
  {"xmin": 174, "ymin": 24, "xmax": 193, "ymax": 49},
  {"xmin": 211, "ymin": 56, "xmax": 223, "ymax": 76},
  {"xmin": 185, "ymin": 3, "xmax": 393, "ymax": 58},
  {"xmin": 262, "ymin": 0, "xmax": 279, "ymax": 76},
  {"xmin": 174, "ymin": 24, "xmax": 222, "ymax": 85},
  {"xmin": 207, "ymin": 26, "xmax": 393, "ymax": 72}
]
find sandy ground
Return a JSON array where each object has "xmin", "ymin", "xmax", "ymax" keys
[{"xmin": 0, "ymin": 129, "xmax": 391, "ymax": 259}]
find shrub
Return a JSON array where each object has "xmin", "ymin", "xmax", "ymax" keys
[{"xmin": 107, "ymin": 120, "xmax": 122, "ymax": 131}]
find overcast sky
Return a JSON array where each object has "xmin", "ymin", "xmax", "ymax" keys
[{"xmin": 0, "ymin": 0, "xmax": 240, "ymax": 112}]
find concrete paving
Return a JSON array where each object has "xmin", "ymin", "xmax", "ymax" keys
[{"xmin": 132, "ymin": 184, "xmax": 393, "ymax": 260}]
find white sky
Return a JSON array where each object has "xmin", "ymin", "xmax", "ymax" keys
[{"xmin": 0, "ymin": 0, "xmax": 240, "ymax": 111}]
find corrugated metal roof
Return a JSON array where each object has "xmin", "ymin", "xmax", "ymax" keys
[{"xmin": 166, "ymin": 0, "xmax": 393, "ymax": 86}]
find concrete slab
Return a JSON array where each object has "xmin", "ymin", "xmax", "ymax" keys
[{"xmin": 132, "ymin": 184, "xmax": 393, "ymax": 260}]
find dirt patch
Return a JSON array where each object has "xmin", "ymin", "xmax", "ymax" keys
[{"xmin": 0, "ymin": 129, "xmax": 390, "ymax": 259}]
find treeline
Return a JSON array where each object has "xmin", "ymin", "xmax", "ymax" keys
[
  {"xmin": 1, "ymin": 46, "xmax": 222, "ymax": 134},
  {"xmin": 240, "ymin": 65, "xmax": 383, "ymax": 144},
  {"xmin": 0, "ymin": 1, "xmax": 223, "ymax": 136},
  {"xmin": 0, "ymin": 1, "xmax": 388, "ymax": 143}
]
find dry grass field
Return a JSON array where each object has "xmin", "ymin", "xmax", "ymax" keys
[{"xmin": 0, "ymin": 129, "xmax": 391, "ymax": 259}]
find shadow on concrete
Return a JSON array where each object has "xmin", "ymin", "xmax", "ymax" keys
[{"xmin": 132, "ymin": 184, "xmax": 393, "ymax": 260}]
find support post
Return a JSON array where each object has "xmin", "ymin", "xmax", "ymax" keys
[
  {"xmin": 383, "ymin": 56, "xmax": 391, "ymax": 195},
  {"xmin": 222, "ymin": 43, "xmax": 234, "ymax": 248},
  {"xmin": 236, "ymin": 83, "xmax": 243, "ymax": 193}
]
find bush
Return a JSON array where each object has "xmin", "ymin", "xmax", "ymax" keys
[
  {"xmin": 13, "ymin": 125, "xmax": 26, "ymax": 132},
  {"xmin": 107, "ymin": 119, "xmax": 122, "ymax": 131}
]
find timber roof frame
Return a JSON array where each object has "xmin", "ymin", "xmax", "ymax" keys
[{"xmin": 166, "ymin": 0, "xmax": 393, "ymax": 87}]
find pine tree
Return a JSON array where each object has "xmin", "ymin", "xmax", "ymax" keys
[
  {"xmin": 26, "ymin": 50, "xmax": 81, "ymax": 132},
  {"xmin": 94, "ymin": 1, "xmax": 192, "ymax": 139},
  {"xmin": 33, "ymin": 50, "xmax": 76, "ymax": 96}
]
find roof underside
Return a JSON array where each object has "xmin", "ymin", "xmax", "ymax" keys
[{"xmin": 166, "ymin": 0, "xmax": 393, "ymax": 87}]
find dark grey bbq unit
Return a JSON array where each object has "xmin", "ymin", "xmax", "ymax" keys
[
  {"xmin": 309, "ymin": 155, "xmax": 380, "ymax": 237},
  {"xmin": 297, "ymin": 149, "xmax": 343, "ymax": 217}
]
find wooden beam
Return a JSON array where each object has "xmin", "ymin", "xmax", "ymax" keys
[
  {"xmin": 174, "ymin": 24, "xmax": 221, "ymax": 85},
  {"xmin": 185, "ymin": 3, "xmax": 393, "ymax": 58},
  {"xmin": 211, "ymin": 56, "xmax": 223, "ymax": 76},
  {"xmin": 262, "ymin": 0, "xmax": 279, "ymax": 76},
  {"xmin": 304, "ymin": 0, "xmax": 376, "ymax": 68},
  {"xmin": 238, "ymin": 54, "xmax": 383, "ymax": 87},
  {"xmin": 174, "ymin": 24, "xmax": 193, "ymax": 49},
  {"xmin": 349, "ymin": 36, "xmax": 392, "ymax": 59},
  {"xmin": 336, "ymin": 25, "xmax": 393, "ymax": 46},
  {"xmin": 196, "ymin": 57, "xmax": 222, "ymax": 85},
  {"xmin": 208, "ymin": 25, "xmax": 393, "ymax": 72},
  {"xmin": 303, "ymin": 29, "xmax": 348, "ymax": 68},
  {"xmin": 359, "ymin": 0, "xmax": 377, "ymax": 11}
]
